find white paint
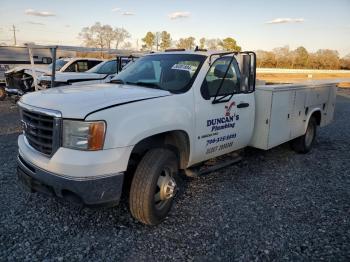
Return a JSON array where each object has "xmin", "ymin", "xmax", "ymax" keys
[
  {"xmin": 249, "ymin": 83, "xmax": 337, "ymax": 149},
  {"xmin": 18, "ymin": 51, "xmax": 337, "ymax": 179}
]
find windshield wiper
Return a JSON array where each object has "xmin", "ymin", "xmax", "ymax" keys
[
  {"xmin": 110, "ymin": 79, "xmax": 162, "ymax": 90},
  {"xmin": 131, "ymin": 81, "xmax": 161, "ymax": 89},
  {"xmin": 110, "ymin": 79, "xmax": 124, "ymax": 84}
]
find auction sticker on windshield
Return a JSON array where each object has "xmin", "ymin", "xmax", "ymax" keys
[{"xmin": 171, "ymin": 64, "xmax": 195, "ymax": 72}]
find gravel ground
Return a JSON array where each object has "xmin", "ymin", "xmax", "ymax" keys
[{"xmin": 0, "ymin": 95, "xmax": 349, "ymax": 261}]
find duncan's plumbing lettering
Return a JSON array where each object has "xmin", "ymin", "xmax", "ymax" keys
[{"xmin": 207, "ymin": 115, "xmax": 239, "ymax": 132}]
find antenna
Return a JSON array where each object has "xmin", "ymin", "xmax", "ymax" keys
[{"xmin": 194, "ymin": 46, "xmax": 207, "ymax": 52}]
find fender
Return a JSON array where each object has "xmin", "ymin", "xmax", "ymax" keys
[{"xmin": 304, "ymin": 108, "xmax": 322, "ymax": 133}]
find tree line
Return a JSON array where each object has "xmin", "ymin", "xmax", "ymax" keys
[
  {"xmin": 79, "ymin": 22, "xmax": 350, "ymax": 70},
  {"xmin": 79, "ymin": 22, "xmax": 242, "ymax": 52},
  {"xmin": 140, "ymin": 31, "xmax": 241, "ymax": 51},
  {"xmin": 256, "ymin": 46, "xmax": 350, "ymax": 70}
]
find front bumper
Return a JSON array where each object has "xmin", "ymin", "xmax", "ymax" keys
[
  {"xmin": 5, "ymin": 87, "xmax": 24, "ymax": 96},
  {"xmin": 17, "ymin": 154, "xmax": 124, "ymax": 206}
]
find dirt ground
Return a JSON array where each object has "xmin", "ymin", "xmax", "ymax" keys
[{"xmin": 1, "ymin": 88, "xmax": 350, "ymax": 260}]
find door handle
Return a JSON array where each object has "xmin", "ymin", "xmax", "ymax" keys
[{"xmin": 237, "ymin": 102, "xmax": 249, "ymax": 108}]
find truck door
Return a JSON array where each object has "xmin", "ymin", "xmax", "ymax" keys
[{"xmin": 192, "ymin": 53, "xmax": 256, "ymax": 164}]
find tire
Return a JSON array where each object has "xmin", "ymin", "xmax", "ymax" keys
[
  {"xmin": 291, "ymin": 116, "xmax": 317, "ymax": 153},
  {"xmin": 129, "ymin": 148, "xmax": 179, "ymax": 225},
  {"xmin": 0, "ymin": 87, "xmax": 6, "ymax": 101}
]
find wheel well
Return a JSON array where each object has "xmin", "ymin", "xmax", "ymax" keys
[
  {"xmin": 129, "ymin": 130, "xmax": 190, "ymax": 170},
  {"xmin": 311, "ymin": 110, "xmax": 321, "ymax": 125}
]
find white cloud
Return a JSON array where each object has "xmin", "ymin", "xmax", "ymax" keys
[
  {"xmin": 112, "ymin": 8, "xmax": 121, "ymax": 12},
  {"xmin": 266, "ymin": 18, "xmax": 304, "ymax": 24},
  {"xmin": 168, "ymin": 11, "xmax": 191, "ymax": 20},
  {"xmin": 25, "ymin": 9, "xmax": 55, "ymax": 17},
  {"xmin": 122, "ymin": 11, "xmax": 135, "ymax": 16},
  {"xmin": 27, "ymin": 21, "xmax": 45, "ymax": 26}
]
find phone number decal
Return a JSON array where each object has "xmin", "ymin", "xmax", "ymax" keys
[{"xmin": 206, "ymin": 133, "xmax": 236, "ymax": 146}]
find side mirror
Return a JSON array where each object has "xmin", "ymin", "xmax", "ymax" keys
[{"xmin": 239, "ymin": 53, "xmax": 256, "ymax": 92}]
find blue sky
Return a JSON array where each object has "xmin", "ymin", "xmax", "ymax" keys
[{"xmin": 0, "ymin": 0, "xmax": 349, "ymax": 56}]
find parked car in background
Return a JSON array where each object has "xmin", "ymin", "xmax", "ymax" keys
[
  {"xmin": 3, "ymin": 58, "xmax": 103, "ymax": 98},
  {"xmin": 38, "ymin": 57, "xmax": 136, "ymax": 88}
]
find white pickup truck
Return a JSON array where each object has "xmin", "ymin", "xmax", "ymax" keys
[
  {"xmin": 37, "ymin": 57, "xmax": 136, "ymax": 88},
  {"xmin": 16, "ymin": 50, "xmax": 337, "ymax": 225}
]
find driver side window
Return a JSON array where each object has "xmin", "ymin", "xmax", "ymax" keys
[{"xmin": 201, "ymin": 57, "xmax": 241, "ymax": 100}]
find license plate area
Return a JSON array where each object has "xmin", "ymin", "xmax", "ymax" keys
[
  {"xmin": 17, "ymin": 166, "xmax": 55, "ymax": 195},
  {"xmin": 17, "ymin": 167, "xmax": 34, "ymax": 192}
]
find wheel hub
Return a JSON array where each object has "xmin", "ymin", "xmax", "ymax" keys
[{"xmin": 158, "ymin": 173, "xmax": 177, "ymax": 200}]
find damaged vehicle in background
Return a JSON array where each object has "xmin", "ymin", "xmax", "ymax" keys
[
  {"xmin": 4, "ymin": 58, "xmax": 103, "ymax": 98},
  {"xmin": 38, "ymin": 56, "xmax": 137, "ymax": 88}
]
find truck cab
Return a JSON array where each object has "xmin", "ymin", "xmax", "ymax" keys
[
  {"xmin": 16, "ymin": 50, "xmax": 336, "ymax": 225},
  {"xmin": 37, "ymin": 57, "xmax": 138, "ymax": 88}
]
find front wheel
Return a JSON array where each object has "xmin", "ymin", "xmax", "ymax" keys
[
  {"xmin": 129, "ymin": 148, "xmax": 179, "ymax": 225},
  {"xmin": 291, "ymin": 116, "xmax": 317, "ymax": 153}
]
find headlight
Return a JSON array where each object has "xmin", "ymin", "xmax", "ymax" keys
[
  {"xmin": 62, "ymin": 120, "xmax": 106, "ymax": 150},
  {"xmin": 39, "ymin": 81, "xmax": 48, "ymax": 89}
]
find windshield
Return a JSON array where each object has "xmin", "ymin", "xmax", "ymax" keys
[
  {"xmin": 48, "ymin": 59, "xmax": 68, "ymax": 71},
  {"xmin": 111, "ymin": 54, "xmax": 206, "ymax": 93},
  {"xmin": 87, "ymin": 60, "xmax": 117, "ymax": 74}
]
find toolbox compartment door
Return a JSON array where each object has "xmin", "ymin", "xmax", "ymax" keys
[{"xmin": 268, "ymin": 90, "xmax": 294, "ymax": 148}]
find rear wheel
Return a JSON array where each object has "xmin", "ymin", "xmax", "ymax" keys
[
  {"xmin": 129, "ymin": 148, "xmax": 179, "ymax": 225},
  {"xmin": 0, "ymin": 87, "xmax": 6, "ymax": 101},
  {"xmin": 291, "ymin": 116, "xmax": 317, "ymax": 153}
]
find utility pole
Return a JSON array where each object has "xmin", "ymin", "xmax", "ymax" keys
[
  {"xmin": 155, "ymin": 32, "xmax": 160, "ymax": 51},
  {"xmin": 12, "ymin": 25, "xmax": 17, "ymax": 46}
]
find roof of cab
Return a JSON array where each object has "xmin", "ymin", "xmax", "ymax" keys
[
  {"xmin": 146, "ymin": 50, "xmax": 236, "ymax": 57},
  {"xmin": 59, "ymin": 57, "xmax": 104, "ymax": 62}
]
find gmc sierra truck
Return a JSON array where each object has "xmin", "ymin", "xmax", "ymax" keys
[{"xmin": 16, "ymin": 50, "xmax": 337, "ymax": 225}]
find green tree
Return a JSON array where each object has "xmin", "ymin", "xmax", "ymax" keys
[
  {"xmin": 142, "ymin": 32, "xmax": 156, "ymax": 50},
  {"xmin": 220, "ymin": 37, "xmax": 241, "ymax": 51},
  {"xmin": 176, "ymin": 37, "xmax": 196, "ymax": 49},
  {"xmin": 160, "ymin": 31, "xmax": 171, "ymax": 50}
]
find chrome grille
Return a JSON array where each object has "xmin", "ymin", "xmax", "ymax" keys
[{"xmin": 19, "ymin": 102, "xmax": 62, "ymax": 156}]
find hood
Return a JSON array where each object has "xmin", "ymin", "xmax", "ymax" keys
[
  {"xmin": 5, "ymin": 65, "xmax": 49, "ymax": 75},
  {"xmin": 39, "ymin": 72, "xmax": 106, "ymax": 83},
  {"xmin": 20, "ymin": 83, "xmax": 171, "ymax": 119}
]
